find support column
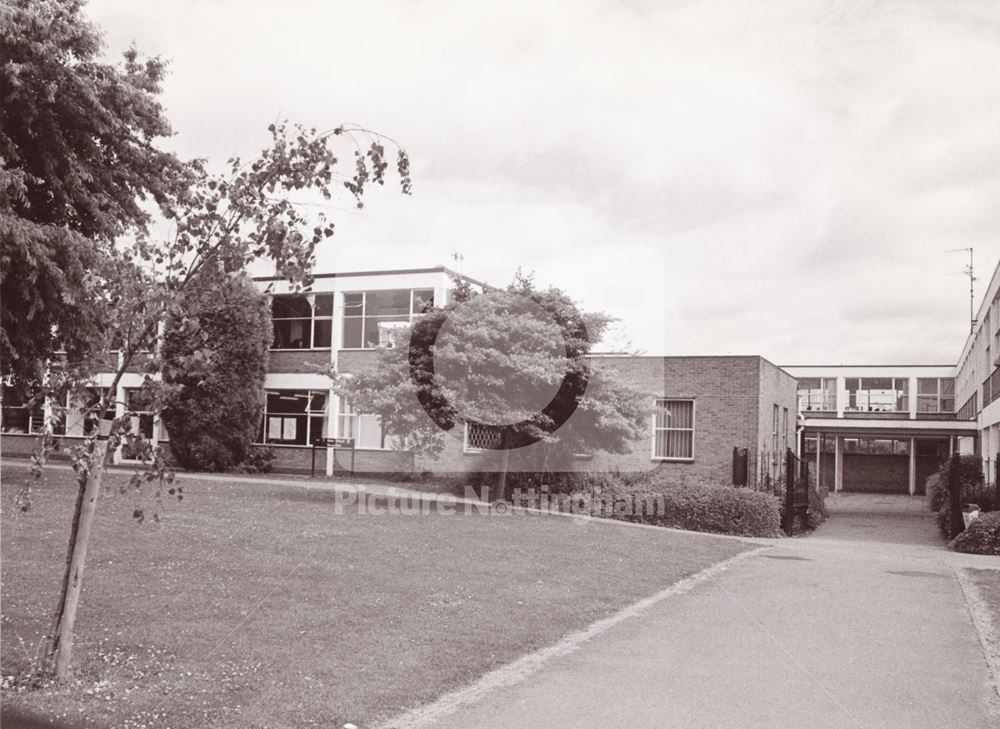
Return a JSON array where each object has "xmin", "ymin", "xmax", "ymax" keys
[
  {"xmin": 908, "ymin": 437, "xmax": 916, "ymax": 495},
  {"xmin": 834, "ymin": 435, "xmax": 843, "ymax": 493},
  {"xmin": 815, "ymin": 431, "xmax": 822, "ymax": 489},
  {"xmin": 326, "ymin": 291, "xmax": 345, "ymax": 478}
]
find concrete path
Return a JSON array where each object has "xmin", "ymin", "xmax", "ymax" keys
[{"xmin": 418, "ymin": 504, "xmax": 1000, "ymax": 729}]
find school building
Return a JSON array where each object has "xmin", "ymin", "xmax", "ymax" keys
[{"xmin": 4, "ymin": 259, "xmax": 1000, "ymax": 495}]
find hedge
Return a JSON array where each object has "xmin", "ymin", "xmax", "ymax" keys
[
  {"xmin": 574, "ymin": 474, "xmax": 781, "ymax": 537},
  {"xmin": 949, "ymin": 511, "xmax": 1000, "ymax": 555},
  {"xmin": 930, "ymin": 455, "xmax": 995, "ymax": 540}
]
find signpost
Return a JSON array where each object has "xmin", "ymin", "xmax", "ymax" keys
[{"xmin": 311, "ymin": 437, "xmax": 356, "ymax": 478}]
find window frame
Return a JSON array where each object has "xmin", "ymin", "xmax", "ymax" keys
[
  {"xmin": 844, "ymin": 377, "xmax": 910, "ymax": 413},
  {"xmin": 259, "ymin": 389, "xmax": 329, "ymax": 446},
  {"xmin": 916, "ymin": 378, "xmax": 955, "ymax": 414},
  {"xmin": 340, "ymin": 288, "xmax": 435, "ymax": 350},
  {"xmin": 270, "ymin": 293, "xmax": 335, "ymax": 351},
  {"xmin": 797, "ymin": 378, "xmax": 836, "ymax": 412},
  {"xmin": 651, "ymin": 398, "xmax": 695, "ymax": 462},
  {"xmin": 463, "ymin": 421, "xmax": 502, "ymax": 454}
]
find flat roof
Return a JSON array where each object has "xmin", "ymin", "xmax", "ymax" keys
[{"xmin": 253, "ymin": 265, "xmax": 492, "ymax": 291}]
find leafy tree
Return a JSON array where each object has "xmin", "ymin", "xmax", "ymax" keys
[
  {"xmin": 160, "ymin": 273, "xmax": 272, "ymax": 471},
  {"xmin": 0, "ymin": 0, "xmax": 189, "ymax": 386},
  {"xmin": 334, "ymin": 273, "xmax": 649, "ymax": 498},
  {"xmin": 3, "ymin": 1, "xmax": 413, "ymax": 682}
]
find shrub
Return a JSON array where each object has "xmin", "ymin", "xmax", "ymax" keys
[
  {"xmin": 576, "ymin": 473, "xmax": 781, "ymax": 537},
  {"xmin": 161, "ymin": 274, "xmax": 271, "ymax": 472},
  {"xmin": 949, "ymin": 511, "xmax": 1000, "ymax": 555},
  {"xmin": 237, "ymin": 445, "xmax": 276, "ymax": 474},
  {"xmin": 933, "ymin": 455, "xmax": 994, "ymax": 539}
]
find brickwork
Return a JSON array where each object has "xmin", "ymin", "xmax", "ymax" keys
[
  {"xmin": 412, "ymin": 355, "xmax": 797, "ymax": 485},
  {"xmin": 842, "ymin": 454, "xmax": 910, "ymax": 493},
  {"xmin": 267, "ymin": 350, "xmax": 331, "ymax": 374}
]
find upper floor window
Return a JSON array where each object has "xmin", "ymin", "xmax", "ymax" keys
[
  {"xmin": 652, "ymin": 399, "xmax": 694, "ymax": 460},
  {"xmin": 797, "ymin": 378, "xmax": 836, "ymax": 411},
  {"xmin": 845, "ymin": 377, "xmax": 908, "ymax": 413},
  {"xmin": 271, "ymin": 294, "xmax": 334, "ymax": 350},
  {"xmin": 342, "ymin": 289, "xmax": 434, "ymax": 349},
  {"xmin": 916, "ymin": 378, "xmax": 955, "ymax": 413}
]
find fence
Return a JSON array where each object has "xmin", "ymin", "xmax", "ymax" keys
[{"xmin": 732, "ymin": 446, "xmax": 811, "ymax": 535}]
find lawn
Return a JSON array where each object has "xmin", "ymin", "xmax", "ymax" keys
[{"xmin": 1, "ymin": 464, "xmax": 751, "ymax": 728}]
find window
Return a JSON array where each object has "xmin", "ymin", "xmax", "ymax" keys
[
  {"xmin": 342, "ymin": 289, "xmax": 434, "ymax": 349},
  {"xmin": 916, "ymin": 378, "xmax": 955, "ymax": 413},
  {"xmin": 271, "ymin": 293, "xmax": 334, "ymax": 349},
  {"xmin": 653, "ymin": 399, "xmax": 694, "ymax": 460},
  {"xmin": 842, "ymin": 437, "xmax": 909, "ymax": 455},
  {"xmin": 83, "ymin": 387, "xmax": 116, "ymax": 436},
  {"xmin": 797, "ymin": 378, "xmax": 836, "ymax": 411},
  {"xmin": 845, "ymin": 378, "xmax": 909, "ymax": 412},
  {"xmin": 260, "ymin": 390, "xmax": 327, "ymax": 445},
  {"xmin": 122, "ymin": 388, "xmax": 155, "ymax": 460},
  {"xmin": 464, "ymin": 422, "xmax": 502, "ymax": 452},
  {"xmin": 338, "ymin": 400, "xmax": 391, "ymax": 449},
  {"xmin": 772, "ymin": 404, "xmax": 779, "ymax": 453},
  {"xmin": 782, "ymin": 407, "xmax": 789, "ymax": 453},
  {"xmin": 1, "ymin": 386, "xmax": 43, "ymax": 434}
]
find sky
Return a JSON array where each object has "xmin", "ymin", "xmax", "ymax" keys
[{"xmin": 86, "ymin": 0, "xmax": 1000, "ymax": 365}]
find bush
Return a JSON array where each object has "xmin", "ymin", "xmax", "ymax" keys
[
  {"xmin": 236, "ymin": 445, "xmax": 276, "ymax": 474},
  {"xmin": 575, "ymin": 473, "xmax": 781, "ymax": 537},
  {"xmin": 161, "ymin": 274, "xmax": 271, "ymax": 472},
  {"xmin": 933, "ymin": 455, "xmax": 995, "ymax": 539},
  {"xmin": 949, "ymin": 511, "xmax": 1000, "ymax": 555}
]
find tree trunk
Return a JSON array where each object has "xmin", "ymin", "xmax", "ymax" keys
[
  {"xmin": 496, "ymin": 431, "xmax": 511, "ymax": 502},
  {"xmin": 47, "ymin": 438, "xmax": 108, "ymax": 680}
]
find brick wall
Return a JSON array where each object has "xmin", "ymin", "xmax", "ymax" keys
[
  {"xmin": 336, "ymin": 350, "xmax": 380, "ymax": 375},
  {"xmin": 842, "ymin": 454, "xmax": 909, "ymax": 493},
  {"xmin": 267, "ymin": 350, "xmax": 332, "ymax": 374},
  {"xmin": 414, "ymin": 355, "xmax": 783, "ymax": 485}
]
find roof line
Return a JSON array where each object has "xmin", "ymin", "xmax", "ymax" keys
[{"xmin": 253, "ymin": 265, "xmax": 492, "ymax": 290}]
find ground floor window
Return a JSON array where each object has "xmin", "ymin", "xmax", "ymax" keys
[
  {"xmin": 338, "ymin": 400, "xmax": 396, "ymax": 449},
  {"xmin": 652, "ymin": 399, "xmax": 694, "ymax": 460},
  {"xmin": 0, "ymin": 386, "xmax": 43, "ymax": 434},
  {"xmin": 464, "ymin": 422, "xmax": 502, "ymax": 452},
  {"xmin": 260, "ymin": 390, "xmax": 327, "ymax": 446}
]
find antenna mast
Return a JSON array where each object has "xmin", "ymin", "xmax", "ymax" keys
[{"xmin": 946, "ymin": 247, "xmax": 976, "ymax": 334}]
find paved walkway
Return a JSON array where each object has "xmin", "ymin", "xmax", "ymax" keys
[{"xmin": 415, "ymin": 507, "xmax": 999, "ymax": 729}]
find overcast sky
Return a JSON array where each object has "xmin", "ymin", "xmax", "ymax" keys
[{"xmin": 88, "ymin": 0, "xmax": 1000, "ymax": 365}]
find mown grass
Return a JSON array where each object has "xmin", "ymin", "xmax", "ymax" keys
[{"xmin": 1, "ymin": 464, "xmax": 749, "ymax": 728}]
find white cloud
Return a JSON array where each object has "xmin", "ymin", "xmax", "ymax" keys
[{"xmin": 87, "ymin": 0, "xmax": 1000, "ymax": 364}]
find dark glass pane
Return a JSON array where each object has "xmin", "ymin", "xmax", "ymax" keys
[
  {"xmin": 412, "ymin": 289, "xmax": 435, "ymax": 313},
  {"xmin": 314, "ymin": 293, "xmax": 334, "ymax": 317},
  {"xmin": 365, "ymin": 289, "xmax": 410, "ymax": 317},
  {"xmin": 342, "ymin": 317, "xmax": 363, "ymax": 348},
  {"xmin": 917, "ymin": 378, "xmax": 938, "ymax": 395},
  {"xmin": 272, "ymin": 295, "xmax": 312, "ymax": 318},
  {"xmin": 267, "ymin": 391, "xmax": 309, "ymax": 414},
  {"xmin": 273, "ymin": 318, "xmax": 311, "ymax": 349},
  {"xmin": 343, "ymin": 293, "xmax": 364, "ymax": 316},
  {"xmin": 314, "ymin": 320, "xmax": 332, "ymax": 348},
  {"xmin": 941, "ymin": 379, "xmax": 955, "ymax": 395},
  {"xmin": 363, "ymin": 317, "xmax": 380, "ymax": 348},
  {"xmin": 797, "ymin": 378, "xmax": 820, "ymax": 390},
  {"xmin": 309, "ymin": 416, "xmax": 326, "ymax": 443},
  {"xmin": 309, "ymin": 392, "xmax": 327, "ymax": 413},
  {"xmin": 863, "ymin": 378, "xmax": 892, "ymax": 390},
  {"xmin": 941, "ymin": 397, "xmax": 955, "ymax": 412}
]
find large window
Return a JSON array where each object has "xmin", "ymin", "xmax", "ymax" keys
[
  {"xmin": 845, "ymin": 377, "xmax": 908, "ymax": 412},
  {"xmin": 1, "ymin": 386, "xmax": 43, "ymax": 434},
  {"xmin": 261, "ymin": 390, "xmax": 327, "ymax": 445},
  {"xmin": 122, "ymin": 388, "xmax": 156, "ymax": 460},
  {"xmin": 342, "ymin": 289, "xmax": 434, "ymax": 349},
  {"xmin": 797, "ymin": 378, "xmax": 836, "ymax": 412},
  {"xmin": 271, "ymin": 293, "xmax": 334, "ymax": 350},
  {"xmin": 83, "ymin": 387, "xmax": 115, "ymax": 436},
  {"xmin": 916, "ymin": 378, "xmax": 955, "ymax": 413},
  {"xmin": 842, "ymin": 437, "xmax": 909, "ymax": 455},
  {"xmin": 338, "ymin": 401, "xmax": 391, "ymax": 449},
  {"xmin": 652, "ymin": 399, "xmax": 694, "ymax": 460}
]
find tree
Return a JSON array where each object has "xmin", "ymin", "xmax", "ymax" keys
[
  {"xmin": 3, "ymin": 2, "xmax": 413, "ymax": 681},
  {"xmin": 0, "ymin": 0, "xmax": 189, "ymax": 387},
  {"xmin": 160, "ymin": 273, "xmax": 272, "ymax": 471},
  {"xmin": 334, "ymin": 273, "xmax": 649, "ymax": 498}
]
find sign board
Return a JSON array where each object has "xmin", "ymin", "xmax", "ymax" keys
[{"xmin": 314, "ymin": 437, "xmax": 355, "ymax": 448}]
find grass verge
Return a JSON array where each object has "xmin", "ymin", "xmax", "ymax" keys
[{"xmin": 1, "ymin": 464, "xmax": 750, "ymax": 728}]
